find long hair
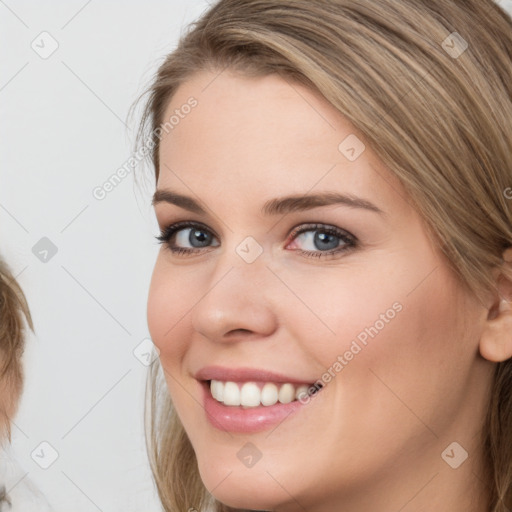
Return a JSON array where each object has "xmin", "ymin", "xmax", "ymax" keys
[
  {"xmin": 134, "ymin": 1, "xmax": 512, "ymax": 510},
  {"xmin": 0, "ymin": 257, "xmax": 32, "ymax": 443}
]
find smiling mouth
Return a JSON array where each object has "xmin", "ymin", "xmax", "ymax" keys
[{"xmin": 205, "ymin": 379, "xmax": 323, "ymax": 408}]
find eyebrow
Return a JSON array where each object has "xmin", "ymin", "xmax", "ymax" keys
[{"xmin": 152, "ymin": 189, "xmax": 385, "ymax": 216}]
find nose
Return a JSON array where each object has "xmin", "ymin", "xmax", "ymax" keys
[{"xmin": 190, "ymin": 249, "xmax": 278, "ymax": 344}]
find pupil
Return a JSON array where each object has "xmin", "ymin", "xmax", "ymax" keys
[
  {"xmin": 190, "ymin": 229, "xmax": 210, "ymax": 247},
  {"xmin": 315, "ymin": 232, "xmax": 339, "ymax": 250}
]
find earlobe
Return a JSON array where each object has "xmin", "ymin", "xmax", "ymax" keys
[
  {"xmin": 479, "ymin": 299, "xmax": 512, "ymax": 363},
  {"xmin": 479, "ymin": 248, "xmax": 512, "ymax": 363}
]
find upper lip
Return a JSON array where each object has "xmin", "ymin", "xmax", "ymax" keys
[{"xmin": 195, "ymin": 366, "xmax": 317, "ymax": 385}]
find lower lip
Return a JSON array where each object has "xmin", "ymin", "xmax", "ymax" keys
[{"xmin": 201, "ymin": 381, "xmax": 313, "ymax": 433}]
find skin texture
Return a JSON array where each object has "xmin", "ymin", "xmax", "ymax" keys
[{"xmin": 147, "ymin": 69, "xmax": 512, "ymax": 512}]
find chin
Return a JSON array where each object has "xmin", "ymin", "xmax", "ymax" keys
[{"xmin": 197, "ymin": 459, "xmax": 290, "ymax": 511}]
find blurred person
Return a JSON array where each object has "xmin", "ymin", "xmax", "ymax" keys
[{"xmin": 0, "ymin": 256, "xmax": 52, "ymax": 511}]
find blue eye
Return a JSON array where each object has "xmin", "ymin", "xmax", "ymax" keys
[
  {"xmin": 155, "ymin": 221, "xmax": 357, "ymax": 259},
  {"xmin": 290, "ymin": 226, "xmax": 346, "ymax": 253},
  {"xmin": 155, "ymin": 221, "xmax": 220, "ymax": 255}
]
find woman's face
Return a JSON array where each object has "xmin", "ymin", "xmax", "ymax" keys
[{"xmin": 147, "ymin": 70, "xmax": 494, "ymax": 511}]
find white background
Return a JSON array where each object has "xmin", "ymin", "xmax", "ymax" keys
[
  {"xmin": 1, "ymin": 1, "xmax": 209, "ymax": 511},
  {"xmin": 2, "ymin": 1, "xmax": 512, "ymax": 511}
]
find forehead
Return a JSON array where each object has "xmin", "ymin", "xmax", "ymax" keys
[
  {"xmin": 160, "ymin": 69, "xmax": 352, "ymax": 161},
  {"xmin": 157, "ymin": 69, "xmax": 410, "ymax": 219}
]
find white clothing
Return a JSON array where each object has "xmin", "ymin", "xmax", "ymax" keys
[{"xmin": 0, "ymin": 443, "xmax": 52, "ymax": 512}]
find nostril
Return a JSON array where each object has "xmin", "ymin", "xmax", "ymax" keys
[{"xmin": 226, "ymin": 328, "xmax": 253, "ymax": 338}]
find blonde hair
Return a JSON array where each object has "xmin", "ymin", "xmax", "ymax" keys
[
  {"xmin": 135, "ymin": 1, "xmax": 512, "ymax": 510},
  {"xmin": 0, "ymin": 257, "xmax": 32, "ymax": 442}
]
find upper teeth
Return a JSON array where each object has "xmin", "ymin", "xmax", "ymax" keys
[{"xmin": 210, "ymin": 380, "xmax": 315, "ymax": 407}]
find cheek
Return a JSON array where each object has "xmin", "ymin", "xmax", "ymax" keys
[
  {"xmin": 326, "ymin": 266, "xmax": 468, "ymax": 442},
  {"xmin": 146, "ymin": 261, "xmax": 201, "ymax": 418},
  {"xmin": 283, "ymin": 254, "xmax": 466, "ymax": 428},
  {"xmin": 146, "ymin": 264, "xmax": 168, "ymax": 353},
  {"xmin": 278, "ymin": 261, "xmax": 404, "ymax": 368},
  {"xmin": 146, "ymin": 258, "xmax": 193, "ymax": 362}
]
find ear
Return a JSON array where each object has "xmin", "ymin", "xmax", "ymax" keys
[{"xmin": 479, "ymin": 247, "xmax": 512, "ymax": 363}]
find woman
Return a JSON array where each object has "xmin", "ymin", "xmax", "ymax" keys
[{"xmin": 136, "ymin": 0, "xmax": 512, "ymax": 510}]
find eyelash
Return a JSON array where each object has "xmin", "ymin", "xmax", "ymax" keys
[{"xmin": 155, "ymin": 221, "xmax": 358, "ymax": 259}]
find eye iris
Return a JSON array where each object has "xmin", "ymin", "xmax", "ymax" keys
[
  {"xmin": 190, "ymin": 228, "xmax": 211, "ymax": 247},
  {"xmin": 314, "ymin": 231, "xmax": 339, "ymax": 250}
]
